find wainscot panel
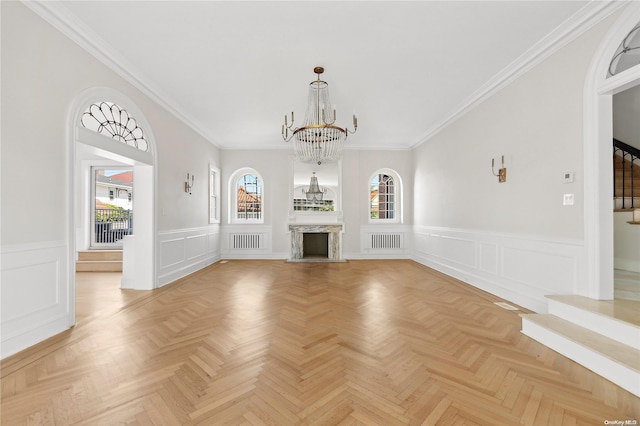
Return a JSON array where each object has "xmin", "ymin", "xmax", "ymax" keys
[
  {"xmin": 348, "ymin": 225, "xmax": 412, "ymax": 259},
  {"xmin": 1, "ymin": 241, "xmax": 71, "ymax": 359},
  {"xmin": 221, "ymin": 225, "xmax": 277, "ymax": 259},
  {"xmin": 157, "ymin": 226, "xmax": 220, "ymax": 287},
  {"xmin": 412, "ymin": 226, "xmax": 585, "ymax": 313}
]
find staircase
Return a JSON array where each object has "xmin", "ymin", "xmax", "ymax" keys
[
  {"xmin": 76, "ymin": 250, "xmax": 122, "ymax": 272},
  {"xmin": 521, "ymin": 295, "xmax": 640, "ymax": 397},
  {"xmin": 614, "ymin": 138, "xmax": 640, "ymax": 210}
]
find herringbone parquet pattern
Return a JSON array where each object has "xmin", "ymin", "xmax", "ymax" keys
[{"xmin": 2, "ymin": 260, "xmax": 639, "ymax": 425}]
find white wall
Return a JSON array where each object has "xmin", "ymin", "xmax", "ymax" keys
[
  {"xmin": 613, "ymin": 85, "xmax": 640, "ymax": 149},
  {"xmin": 341, "ymin": 149, "xmax": 413, "ymax": 258},
  {"xmin": 0, "ymin": 0, "xmax": 624, "ymax": 359},
  {"xmin": 219, "ymin": 148, "xmax": 413, "ymax": 259},
  {"xmin": 412, "ymin": 14, "xmax": 618, "ymax": 312},
  {"xmin": 1, "ymin": 2, "xmax": 221, "ymax": 358},
  {"xmin": 614, "ymin": 211, "xmax": 640, "ymax": 273}
]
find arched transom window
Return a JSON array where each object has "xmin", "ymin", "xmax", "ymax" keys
[
  {"xmin": 81, "ymin": 101, "xmax": 149, "ymax": 152},
  {"xmin": 608, "ymin": 22, "xmax": 640, "ymax": 78}
]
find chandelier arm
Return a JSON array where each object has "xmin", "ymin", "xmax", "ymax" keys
[{"xmin": 282, "ymin": 66, "xmax": 356, "ymax": 162}]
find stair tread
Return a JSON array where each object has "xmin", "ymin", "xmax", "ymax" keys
[
  {"xmin": 521, "ymin": 313, "xmax": 640, "ymax": 370},
  {"xmin": 77, "ymin": 250, "xmax": 123, "ymax": 261},
  {"xmin": 546, "ymin": 295, "xmax": 640, "ymax": 327}
]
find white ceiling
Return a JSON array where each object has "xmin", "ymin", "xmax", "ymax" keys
[{"xmin": 47, "ymin": 1, "xmax": 595, "ymax": 151}]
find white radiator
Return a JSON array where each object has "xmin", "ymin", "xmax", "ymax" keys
[
  {"xmin": 369, "ymin": 233, "xmax": 403, "ymax": 249},
  {"xmin": 231, "ymin": 233, "xmax": 262, "ymax": 249}
]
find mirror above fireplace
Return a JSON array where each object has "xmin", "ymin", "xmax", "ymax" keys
[{"xmin": 289, "ymin": 157, "xmax": 342, "ymax": 223}]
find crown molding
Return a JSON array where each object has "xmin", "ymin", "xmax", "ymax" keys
[
  {"xmin": 21, "ymin": 0, "xmax": 625, "ymax": 153},
  {"xmin": 411, "ymin": 0, "xmax": 628, "ymax": 149},
  {"xmin": 21, "ymin": 0, "xmax": 222, "ymax": 148}
]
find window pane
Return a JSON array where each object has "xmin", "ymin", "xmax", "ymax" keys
[
  {"xmin": 372, "ymin": 174, "xmax": 394, "ymax": 219},
  {"xmin": 236, "ymin": 174, "xmax": 262, "ymax": 220}
]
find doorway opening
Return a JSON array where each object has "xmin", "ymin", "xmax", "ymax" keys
[
  {"xmin": 91, "ymin": 167, "xmax": 133, "ymax": 248},
  {"xmin": 70, "ymin": 89, "xmax": 156, "ymax": 328},
  {"xmin": 584, "ymin": 4, "xmax": 640, "ymax": 300}
]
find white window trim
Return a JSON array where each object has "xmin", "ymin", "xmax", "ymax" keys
[
  {"xmin": 229, "ymin": 167, "xmax": 264, "ymax": 224},
  {"xmin": 368, "ymin": 168, "xmax": 402, "ymax": 224},
  {"xmin": 209, "ymin": 165, "xmax": 221, "ymax": 224}
]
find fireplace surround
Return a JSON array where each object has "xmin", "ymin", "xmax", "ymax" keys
[{"xmin": 288, "ymin": 224, "xmax": 343, "ymax": 262}]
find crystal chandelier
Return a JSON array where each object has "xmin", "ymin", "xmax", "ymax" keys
[
  {"xmin": 302, "ymin": 172, "xmax": 326, "ymax": 203},
  {"xmin": 282, "ymin": 66, "xmax": 357, "ymax": 165}
]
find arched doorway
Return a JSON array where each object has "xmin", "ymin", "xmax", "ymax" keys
[
  {"xmin": 68, "ymin": 88, "xmax": 157, "ymax": 323},
  {"xmin": 584, "ymin": 3, "xmax": 640, "ymax": 300}
]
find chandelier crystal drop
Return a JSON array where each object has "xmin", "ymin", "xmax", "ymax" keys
[{"xmin": 282, "ymin": 66, "xmax": 357, "ymax": 165}]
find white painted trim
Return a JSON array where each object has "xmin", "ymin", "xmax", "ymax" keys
[
  {"xmin": 412, "ymin": 226, "xmax": 585, "ymax": 313},
  {"xmin": 69, "ymin": 88, "xmax": 158, "ymax": 293},
  {"xmin": 23, "ymin": 1, "xmax": 623, "ymax": 153},
  {"xmin": 209, "ymin": 165, "xmax": 221, "ymax": 224},
  {"xmin": 228, "ymin": 168, "xmax": 265, "ymax": 225},
  {"xmin": 1, "ymin": 241, "xmax": 71, "ymax": 359},
  {"xmin": 76, "ymin": 127, "xmax": 153, "ymax": 165},
  {"xmin": 583, "ymin": 2, "xmax": 640, "ymax": 299},
  {"xmin": 521, "ymin": 317, "xmax": 640, "ymax": 398},
  {"xmin": 358, "ymin": 224, "xmax": 412, "ymax": 257},
  {"xmin": 413, "ymin": 1, "xmax": 624, "ymax": 149},
  {"xmin": 547, "ymin": 298, "xmax": 640, "ymax": 350},
  {"xmin": 220, "ymin": 224, "xmax": 273, "ymax": 258},
  {"xmin": 1, "ymin": 240, "xmax": 68, "ymax": 253},
  {"xmin": 157, "ymin": 226, "xmax": 220, "ymax": 287},
  {"xmin": 22, "ymin": 0, "xmax": 220, "ymax": 148},
  {"xmin": 367, "ymin": 168, "xmax": 403, "ymax": 225}
]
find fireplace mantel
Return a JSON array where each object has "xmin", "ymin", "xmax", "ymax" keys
[{"xmin": 288, "ymin": 224, "xmax": 343, "ymax": 262}]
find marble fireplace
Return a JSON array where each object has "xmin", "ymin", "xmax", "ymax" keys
[{"xmin": 288, "ymin": 224, "xmax": 343, "ymax": 262}]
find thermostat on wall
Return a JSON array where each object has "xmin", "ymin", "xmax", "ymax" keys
[{"xmin": 563, "ymin": 172, "xmax": 574, "ymax": 183}]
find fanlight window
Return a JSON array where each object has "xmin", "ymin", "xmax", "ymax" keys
[
  {"xmin": 608, "ymin": 23, "xmax": 640, "ymax": 78},
  {"xmin": 81, "ymin": 102, "xmax": 149, "ymax": 152}
]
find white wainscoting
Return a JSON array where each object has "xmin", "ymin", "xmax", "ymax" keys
[
  {"xmin": 220, "ymin": 225, "xmax": 276, "ymax": 259},
  {"xmin": 346, "ymin": 225, "xmax": 412, "ymax": 259},
  {"xmin": 157, "ymin": 226, "xmax": 220, "ymax": 287},
  {"xmin": 412, "ymin": 226, "xmax": 585, "ymax": 313},
  {"xmin": 1, "ymin": 241, "xmax": 71, "ymax": 359}
]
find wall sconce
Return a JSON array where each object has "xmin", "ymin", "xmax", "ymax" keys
[
  {"xmin": 185, "ymin": 173, "xmax": 194, "ymax": 194},
  {"xmin": 492, "ymin": 156, "xmax": 507, "ymax": 183}
]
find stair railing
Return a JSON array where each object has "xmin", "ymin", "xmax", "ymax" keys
[{"xmin": 613, "ymin": 138, "xmax": 640, "ymax": 209}]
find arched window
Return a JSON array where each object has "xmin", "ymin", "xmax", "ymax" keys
[
  {"xmin": 230, "ymin": 168, "xmax": 264, "ymax": 223},
  {"xmin": 608, "ymin": 22, "xmax": 640, "ymax": 78},
  {"xmin": 81, "ymin": 101, "xmax": 149, "ymax": 152},
  {"xmin": 369, "ymin": 169, "xmax": 402, "ymax": 223}
]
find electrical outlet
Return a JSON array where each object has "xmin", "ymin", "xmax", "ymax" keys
[{"xmin": 563, "ymin": 193, "xmax": 574, "ymax": 206}]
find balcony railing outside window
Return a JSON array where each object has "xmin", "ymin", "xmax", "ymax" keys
[{"xmin": 94, "ymin": 208, "xmax": 133, "ymax": 244}]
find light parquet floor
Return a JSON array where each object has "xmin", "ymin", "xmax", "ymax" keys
[{"xmin": 2, "ymin": 260, "xmax": 639, "ymax": 425}]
